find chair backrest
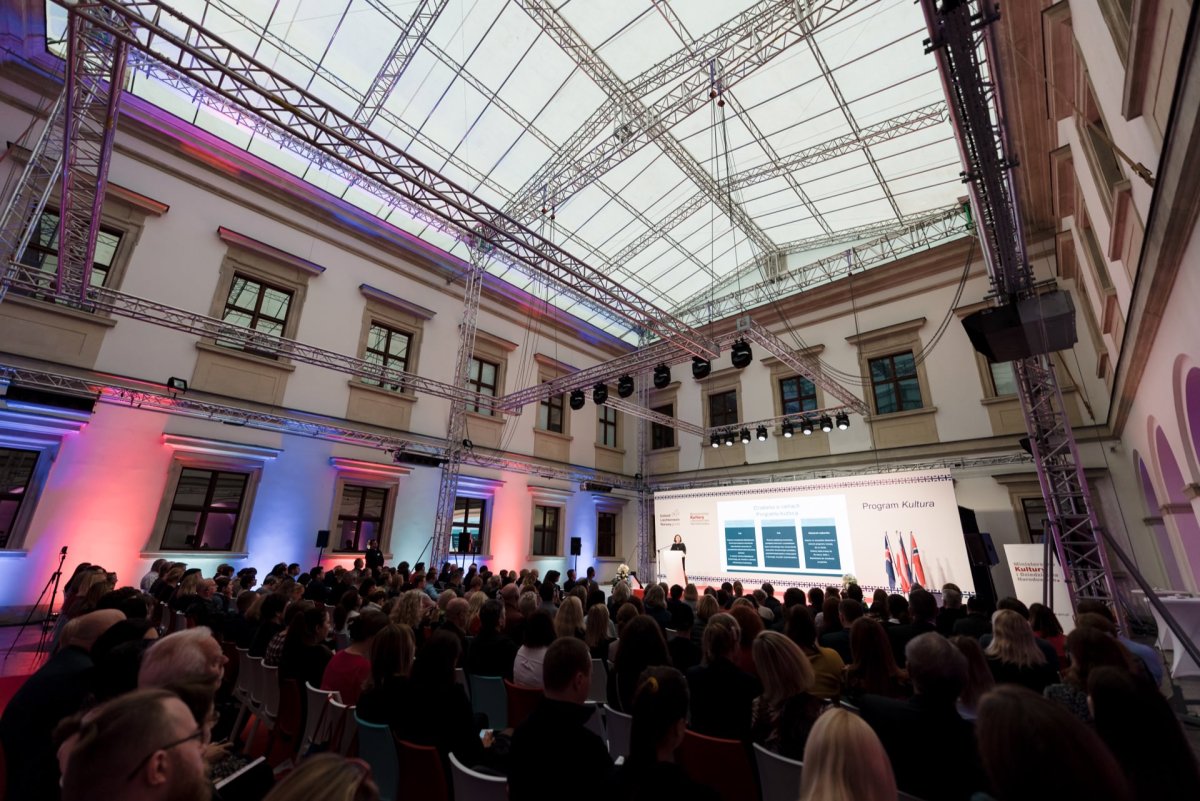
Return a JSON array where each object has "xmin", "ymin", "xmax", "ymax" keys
[
  {"xmin": 665, "ymin": 627, "xmax": 678, "ymax": 640},
  {"xmin": 583, "ymin": 702, "xmax": 606, "ymax": 742},
  {"xmin": 247, "ymin": 656, "xmax": 266, "ymax": 708},
  {"xmin": 678, "ymin": 729, "xmax": 758, "ymax": 801},
  {"xmin": 234, "ymin": 649, "xmax": 253, "ymax": 701},
  {"xmin": 274, "ymin": 679, "xmax": 304, "ymax": 758},
  {"xmin": 449, "ymin": 751, "xmax": 506, "ymax": 801},
  {"xmin": 260, "ymin": 664, "xmax": 281, "ymax": 724},
  {"xmin": 503, "ymin": 679, "xmax": 543, "ymax": 729},
  {"xmin": 753, "ymin": 742, "xmax": 803, "ymax": 801},
  {"xmin": 174, "ymin": 610, "xmax": 187, "ymax": 632},
  {"xmin": 302, "ymin": 682, "xmax": 339, "ymax": 753},
  {"xmin": 455, "ymin": 667, "xmax": 470, "ymax": 697},
  {"xmin": 603, "ymin": 703, "xmax": 633, "ymax": 759},
  {"xmin": 328, "ymin": 699, "xmax": 357, "ymax": 756},
  {"xmin": 467, "ymin": 674, "xmax": 507, "ymax": 730},
  {"xmin": 397, "ymin": 740, "xmax": 448, "ymax": 801},
  {"xmin": 587, "ymin": 658, "xmax": 608, "ymax": 704},
  {"xmin": 354, "ymin": 714, "xmax": 398, "ymax": 801}
]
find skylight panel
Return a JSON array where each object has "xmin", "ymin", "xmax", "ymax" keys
[
  {"xmin": 462, "ymin": 4, "xmax": 542, "ymax": 94},
  {"xmin": 528, "ymin": 71, "xmax": 608, "ymax": 143}
]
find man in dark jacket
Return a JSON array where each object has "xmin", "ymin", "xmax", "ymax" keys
[
  {"xmin": 860, "ymin": 633, "xmax": 986, "ymax": 801},
  {"xmin": 509, "ymin": 637, "xmax": 612, "ymax": 801},
  {"xmin": 952, "ymin": 593, "xmax": 993, "ymax": 639}
]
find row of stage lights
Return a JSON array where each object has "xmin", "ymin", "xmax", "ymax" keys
[
  {"xmin": 567, "ymin": 339, "xmax": 755, "ymax": 410},
  {"xmin": 709, "ymin": 411, "xmax": 850, "ymax": 448}
]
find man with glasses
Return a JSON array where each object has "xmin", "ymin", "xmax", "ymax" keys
[{"xmin": 61, "ymin": 688, "xmax": 211, "ymax": 801}]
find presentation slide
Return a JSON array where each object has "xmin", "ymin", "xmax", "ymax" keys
[{"xmin": 653, "ymin": 470, "xmax": 973, "ymax": 593}]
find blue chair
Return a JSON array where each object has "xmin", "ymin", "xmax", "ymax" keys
[
  {"xmin": 467, "ymin": 674, "xmax": 507, "ymax": 730},
  {"xmin": 354, "ymin": 714, "xmax": 398, "ymax": 801}
]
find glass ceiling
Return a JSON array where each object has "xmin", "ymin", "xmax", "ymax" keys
[{"xmin": 47, "ymin": 0, "xmax": 966, "ymax": 342}]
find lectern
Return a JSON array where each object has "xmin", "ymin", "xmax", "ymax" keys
[{"xmin": 660, "ymin": 549, "xmax": 687, "ymax": 587}]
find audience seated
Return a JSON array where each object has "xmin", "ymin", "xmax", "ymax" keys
[
  {"xmin": 750, "ymin": 630, "xmax": 822, "ymax": 760},
  {"xmin": 643, "ymin": 584, "xmax": 673, "ymax": 631},
  {"xmin": 584, "ymin": 602, "xmax": 615, "ymax": 660},
  {"xmin": 784, "ymin": 605, "xmax": 844, "ymax": 698},
  {"xmin": 984, "ymin": 610, "xmax": 1059, "ymax": 693},
  {"xmin": 1028, "ymin": 602, "xmax": 1066, "ymax": 663},
  {"xmin": 617, "ymin": 666, "xmax": 718, "ymax": 801},
  {"xmin": 976, "ymin": 685, "xmax": 1133, "ymax": 801},
  {"xmin": 1075, "ymin": 599, "xmax": 1164, "ymax": 685},
  {"xmin": 554, "ymin": 595, "xmax": 586, "ymax": 640},
  {"xmin": 609, "ymin": 614, "xmax": 672, "ymax": 712},
  {"xmin": 509, "ymin": 637, "xmax": 612, "ymax": 801},
  {"xmin": 665, "ymin": 603, "xmax": 701, "ymax": 671},
  {"xmin": 321, "ymin": 609, "xmax": 386, "ymax": 705},
  {"xmin": 950, "ymin": 635, "xmax": 994, "ymax": 720},
  {"xmin": 278, "ymin": 604, "xmax": 333, "ymax": 688},
  {"xmin": 139, "ymin": 626, "xmax": 228, "ymax": 689},
  {"xmin": 466, "ymin": 598, "xmax": 518, "ymax": 680},
  {"xmin": 513, "ymin": 610, "xmax": 556, "ymax": 687},
  {"xmin": 357, "ymin": 623, "xmax": 416, "ymax": 720},
  {"xmin": 1043, "ymin": 625, "xmax": 1135, "ymax": 721},
  {"xmin": 952, "ymin": 593, "xmax": 993, "ymax": 639},
  {"xmin": 859, "ymin": 633, "xmax": 985, "ymax": 801},
  {"xmin": 685, "ymin": 613, "xmax": 759, "ymax": 740},
  {"xmin": 799, "ymin": 708, "xmax": 897, "ymax": 801},
  {"xmin": 935, "ymin": 583, "xmax": 966, "ymax": 636},
  {"xmin": 843, "ymin": 617, "xmax": 910, "ymax": 701},
  {"xmin": 817, "ymin": 598, "xmax": 859, "ymax": 663},
  {"xmin": 728, "ymin": 601, "xmax": 764, "ymax": 676},
  {"xmin": 887, "ymin": 588, "xmax": 938, "ymax": 666}
]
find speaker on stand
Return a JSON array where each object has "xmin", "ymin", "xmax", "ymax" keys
[
  {"xmin": 570, "ymin": 536, "xmax": 581, "ymax": 574},
  {"xmin": 316, "ymin": 529, "xmax": 330, "ymax": 566}
]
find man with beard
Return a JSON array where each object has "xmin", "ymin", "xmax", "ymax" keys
[{"xmin": 62, "ymin": 688, "xmax": 212, "ymax": 801}]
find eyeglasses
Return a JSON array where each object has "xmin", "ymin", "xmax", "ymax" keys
[{"xmin": 125, "ymin": 728, "xmax": 206, "ymax": 781}]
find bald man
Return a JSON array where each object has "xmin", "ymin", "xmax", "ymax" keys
[{"xmin": 0, "ymin": 609, "xmax": 125, "ymax": 799}]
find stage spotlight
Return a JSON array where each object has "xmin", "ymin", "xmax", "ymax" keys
[
  {"xmin": 569, "ymin": 390, "xmax": 586, "ymax": 410},
  {"xmin": 730, "ymin": 339, "xmax": 753, "ymax": 369},
  {"xmin": 617, "ymin": 374, "xmax": 634, "ymax": 398},
  {"xmin": 801, "ymin": 419, "xmax": 814, "ymax": 436},
  {"xmin": 782, "ymin": 420, "xmax": 794, "ymax": 438},
  {"xmin": 592, "ymin": 383, "xmax": 608, "ymax": 405},
  {"xmin": 755, "ymin": 425, "xmax": 768, "ymax": 442},
  {"xmin": 820, "ymin": 415, "xmax": 834, "ymax": 433},
  {"xmin": 692, "ymin": 356, "xmax": 711, "ymax": 380},
  {"xmin": 653, "ymin": 364, "xmax": 671, "ymax": 389},
  {"xmin": 836, "ymin": 411, "xmax": 850, "ymax": 430},
  {"xmin": 739, "ymin": 428, "xmax": 751, "ymax": 445},
  {"xmin": 710, "ymin": 434, "xmax": 721, "ymax": 448},
  {"xmin": 723, "ymin": 431, "xmax": 735, "ymax": 447}
]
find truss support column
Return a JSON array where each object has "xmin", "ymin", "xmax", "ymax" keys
[
  {"xmin": 635, "ymin": 363, "xmax": 653, "ymax": 581},
  {"xmin": 58, "ymin": 9, "xmax": 129, "ymax": 301},
  {"xmin": 431, "ymin": 247, "xmax": 488, "ymax": 569}
]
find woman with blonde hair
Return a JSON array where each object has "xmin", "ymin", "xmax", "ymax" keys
[
  {"xmin": 391, "ymin": 589, "xmax": 426, "ymax": 630},
  {"xmin": 986, "ymin": 609, "xmax": 1058, "ymax": 692},
  {"xmin": 691, "ymin": 594, "xmax": 719, "ymax": 646},
  {"xmin": 799, "ymin": 708, "xmax": 896, "ymax": 801},
  {"xmin": 465, "ymin": 590, "xmax": 487, "ymax": 635},
  {"xmin": 585, "ymin": 603, "xmax": 614, "ymax": 659},
  {"xmin": 751, "ymin": 630, "xmax": 822, "ymax": 760},
  {"xmin": 554, "ymin": 595, "xmax": 586, "ymax": 640},
  {"xmin": 263, "ymin": 753, "xmax": 380, "ymax": 801},
  {"xmin": 608, "ymin": 580, "xmax": 631, "ymax": 618}
]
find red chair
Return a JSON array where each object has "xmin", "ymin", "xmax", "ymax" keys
[
  {"xmin": 677, "ymin": 729, "xmax": 758, "ymax": 801},
  {"xmin": 503, "ymin": 679, "xmax": 543, "ymax": 728},
  {"xmin": 268, "ymin": 679, "xmax": 304, "ymax": 763},
  {"xmin": 397, "ymin": 740, "xmax": 448, "ymax": 801}
]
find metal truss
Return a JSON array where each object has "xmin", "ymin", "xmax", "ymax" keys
[
  {"xmin": 0, "ymin": 89, "xmax": 65, "ymax": 304},
  {"xmin": 430, "ymin": 247, "xmax": 488, "ymax": 569},
  {"xmin": 635, "ymin": 370, "xmax": 652, "ymax": 576},
  {"xmin": 56, "ymin": 8, "xmax": 128, "ymax": 300},
  {"xmin": 671, "ymin": 203, "xmax": 972, "ymax": 324},
  {"xmin": 608, "ymin": 104, "xmax": 950, "ymax": 272},
  {"xmin": 72, "ymin": 0, "xmax": 716, "ymax": 356},
  {"xmin": 740, "ymin": 319, "xmax": 869, "ymax": 415},
  {"xmin": 922, "ymin": 0, "xmax": 1123, "ymax": 622},
  {"xmin": 354, "ymin": 0, "xmax": 449, "ymax": 126},
  {"xmin": 607, "ymin": 396, "xmax": 705, "ymax": 439},
  {"xmin": 0, "ymin": 362, "xmax": 636, "ymax": 488},
  {"xmin": 514, "ymin": 0, "xmax": 775, "ymax": 258},
  {"xmin": 503, "ymin": 0, "xmax": 858, "ymax": 224}
]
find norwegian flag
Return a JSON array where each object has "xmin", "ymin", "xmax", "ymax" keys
[
  {"xmin": 910, "ymin": 532, "xmax": 928, "ymax": 587},
  {"xmin": 883, "ymin": 533, "xmax": 897, "ymax": 592},
  {"xmin": 897, "ymin": 532, "xmax": 914, "ymax": 591}
]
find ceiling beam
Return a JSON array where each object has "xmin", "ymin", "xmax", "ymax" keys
[{"xmin": 355, "ymin": 0, "xmax": 450, "ymax": 126}]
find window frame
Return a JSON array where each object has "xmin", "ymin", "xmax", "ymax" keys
[
  {"xmin": 219, "ymin": 272, "xmax": 295, "ymax": 357},
  {"xmin": 361, "ymin": 321, "xmax": 412, "ymax": 393},
  {"xmin": 531, "ymin": 503, "xmax": 562, "ymax": 556},
  {"xmin": 708, "ymin": 388, "xmax": 739, "ymax": 428},
  {"xmin": 452, "ymin": 495, "xmax": 488, "ymax": 555},
  {"xmin": 159, "ymin": 467, "xmax": 251, "ymax": 552},
  {"xmin": 0, "ymin": 446, "xmax": 41, "ymax": 549},
  {"xmin": 598, "ymin": 403, "xmax": 618, "ymax": 448},
  {"xmin": 334, "ymin": 484, "xmax": 389, "ymax": 552},
  {"xmin": 0, "ymin": 405, "xmax": 89, "ymax": 551},
  {"xmin": 466, "ymin": 356, "xmax": 501, "ymax": 415},
  {"xmin": 650, "ymin": 403, "xmax": 675, "ymax": 450},
  {"xmin": 538, "ymin": 387, "xmax": 566, "ymax": 434},
  {"xmin": 868, "ymin": 351, "xmax": 924, "ymax": 415},
  {"xmin": 596, "ymin": 510, "xmax": 618, "ymax": 558},
  {"xmin": 779, "ymin": 375, "xmax": 818, "ymax": 416},
  {"xmin": 16, "ymin": 209, "xmax": 124, "ymax": 301}
]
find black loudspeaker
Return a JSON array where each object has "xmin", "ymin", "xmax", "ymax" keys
[
  {"xmin": 570, "ymin": 537, "xmax": 582, "ymax": 556},
  {"xmin": 316, "ymin": 530, "xmax": 330, "ymax": 548},
  {"xmin": 959, "ymin": 505, "xmax": 997, "ymax": 611},
  {"xmin": 457, "ymin": 531, "xmax": 472, "ymax": 554},
  {"xmin": 961, "ymin": 291, "xmax": 1077, "ymax": 362}
]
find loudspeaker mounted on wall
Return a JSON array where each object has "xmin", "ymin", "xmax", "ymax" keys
[
  {"xmin": 570, "ymin": 537, "xmax": 582, "ymax": 556},
  {"xmin": 316, "ymin": 530, "xmax": 330, "ymax": 548}
]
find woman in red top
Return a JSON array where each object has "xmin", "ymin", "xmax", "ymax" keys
[
  {"xmin": 1029, "ymin": 603, "xmax": 1067, "ymax": 664},
  {"xmin": 321, "ymin": 610, "xmax": 387, "ymax": 705}
]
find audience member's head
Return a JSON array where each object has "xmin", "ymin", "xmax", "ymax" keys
[
  {"xmin": 412, "ymin": 630, "xmax": 460, "ymax": 688},
  {"xmin": 542, "ymin": 636, "xmax": 591, "ymax": 704},
  {"xmin": 585, "ymin": 604, "xmax": 611, "ymax": 650},
  {"xmin": 554, "ymin": 596, "xmax": 585, "ymax": 639},
  {"xmin": 799, "ymin": 708, "xmax": 896, "ymax": 801},
  {"xmin": 614, "ymin": 615, "xmax": 670, "ymax": 679},
  {"xmin": 807, "ymin": 587, "xmax": 824, "ymax": 609},
  {"xmin": 950, "ymin": 635, "xmax": 993, "ymax": 712},
  {"xmin": 701, "ymin": 612, "xmax": 739, "ymax": 665},
  {"xmin": 695, "ymin": 594, "xmax": 719, "ymax": 623},
  {"xmin": 368, "ymin": 624, "xmax": 415, "ymax": 689},
  {"xmin": 1028, "ymin": 603, "xmax": 1064, "ymax": 637},
  {"xmin": 138, "ymin": 627, "xmax": 227, "ymax": 688},
  {"xmin": 262, "ymin": 753, "xmax": 380, "ymax": 801},
  {"xmin": 61, "ymin": 609, "xmax": 126, "ymax": 653},
  {"xmin": 976, "ymin": 685, "xmax": 1132, "ymax": 801},
  {"xmin": 445, "ymin": 597, "xmax": 469, "ymax": 630},
  {"xmin": 1063, "ymin": 625, "xmax": 1133, "ymax": 690},
  {"xmin": 729, "ymin": 603, "xmax": 764, "ymax": 651},
  {"xmin": 909, "ymin": 589, "xmax": 937, "ymax": 624},
  {"xmin": 479, "ymin": 599, "xmax": 504, "ymax": 634},
  {"xmin": 905, "ymin": 632, "xmax": 966, "ymax": 702},
  {"xmin": 996, "ymin": 596, "xmax": 1031, "ymax": 618},
  {"xmin": 941, "ymin": 583, "xmax": 963, "ymax": 609},
  {"xmin": 838, "ymin": 598, "xmax": 864, "ymax": 627},
  {"xmin": 61, "ymin": 689, "xmax": 209, "ymax": 801},
  {"xmin": 887, "ymin": 594, "xmax": 910, "ymax": 623},
  {"xmin": 523, "ymin": 610, "xmax": 556, "ymax": 649},
  {"xmin": 986, "ymin": 609, "xmax": 1045, "ymax": 667},
  {"xmin": 847, "ymin": 617, "xmax": 905, "ymax": 692},
  {"xmin": 348, "ymin": 610, "xmax": 388, "ymax": 645},
  {"xmin": 753, "ymin": 630, "xmax": 815, "ymax": 708}
]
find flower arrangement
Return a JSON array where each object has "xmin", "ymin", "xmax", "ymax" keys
[
  {"xmin": 612, "ymin": 563, "xmax": 631, "ymax": 588},
  {"xmin": 842, "ymin": 573, "xmax": 857, "ymax": 589}
]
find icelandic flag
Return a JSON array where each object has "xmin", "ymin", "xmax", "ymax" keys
[
  {"xmin": 898, "ymin": 532, "xmax": 914, "ymax": 589},
  {"xmin": 883, "ymin": 533, "xmax": 896, "ymax": 591},
  {"xmin": 910, "ymin": 533, "xmax": 928, "ymax": 587}
]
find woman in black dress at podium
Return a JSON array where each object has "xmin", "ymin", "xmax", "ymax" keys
[{"xmin": 670, "ymin": 534, "xmax": 687, "ymax": 582}]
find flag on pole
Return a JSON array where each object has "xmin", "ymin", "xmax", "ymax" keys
[
  {"xmin": 898, "ymin": 532, "xmax": 914, "ymax": 589},
  {"xmin": 883, "ymin": 533, "xmax": 896, "ymax": 592},
  {"xmin": 910, "ymin": 532, "xmax": 928, "ymax": 587}
]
